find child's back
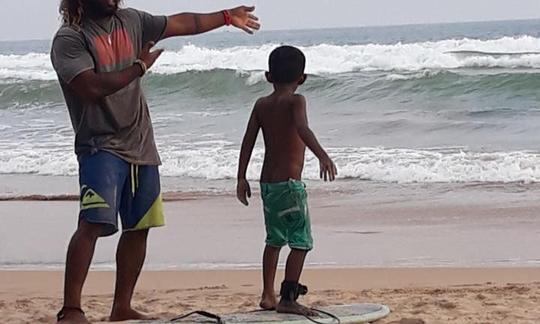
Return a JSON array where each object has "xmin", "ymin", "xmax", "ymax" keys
[{"xmin": 255, "ymin": 92, "xmax": 307, "ymax": 183}]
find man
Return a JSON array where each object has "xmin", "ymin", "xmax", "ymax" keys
[{"xmin": 51, "ymin": 1, "xmax": 259, "ymax": 323}]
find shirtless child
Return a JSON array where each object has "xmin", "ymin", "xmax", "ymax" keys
[{"xmin": 236, "ymin": 45, "xmax": 338, "ymax": 315}]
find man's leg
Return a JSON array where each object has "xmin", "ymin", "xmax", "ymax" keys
[
  {"xmin": 110, "ymin": 164, "xmax": 164, "ymax": 321},
  {"xmin": 59, "ymin": 220, "xmax": 103, "ymax": 323},
  {"xmin": 276, "ymin": 248, "xmax": 316, "ymax": 316},
  {"xmin": 260, "ymin": 245, "xmax": 281, "ymax": 310},
  {"xmin": 60, "ymin": 150, "xmax": 128, "ymax": 322},
  {"xmin": 109, "ymin": 229, "xmax": 151, "ymax": 321}
]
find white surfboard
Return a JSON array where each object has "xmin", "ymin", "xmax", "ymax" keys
[{"xmin": 163, "ymin": 303, "xmax": 391, "ymax": 323}]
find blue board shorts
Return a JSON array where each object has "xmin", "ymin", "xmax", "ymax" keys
[{"xmin": 78, "ymin": 150, "xmax": 164, "ymax": 237}]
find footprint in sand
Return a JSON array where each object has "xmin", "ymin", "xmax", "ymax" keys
[{"xmin": 435, "ymin": 299, "xmax": 457, "ymax": 310}]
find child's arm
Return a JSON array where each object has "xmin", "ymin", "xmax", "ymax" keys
[
  {"xmin": 292, "ymin": 95, "xmax": 338, "ymax": 181},
  {"xmin": 236, "ymin": 106, "xmax": 261, "ymax": 205}
]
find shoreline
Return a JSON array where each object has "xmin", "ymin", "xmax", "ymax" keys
[
  {"xmin": 2, "ymin": 180, "xmax": 540, "ymax": 202},
  {"xmin": 4, "ymin": 173, "xmax": 540, "ymax": 200}
]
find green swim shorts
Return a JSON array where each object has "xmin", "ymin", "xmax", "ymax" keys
[{"xmin": 260, "ymin": 179, "xmax": 313, "ymax": 251}]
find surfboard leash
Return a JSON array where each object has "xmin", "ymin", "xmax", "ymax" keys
[
  {"xmin": 304, "ymin": 308, "xmax": 341, "ymax": 324},
  {"xmin": 171, "ymin": 310, "xmax": 224, "ymax": 323}
]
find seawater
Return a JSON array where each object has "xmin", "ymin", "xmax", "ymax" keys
[{"xmin": 2, "ymin": 19, "xmax": 540, "ymax": 192}]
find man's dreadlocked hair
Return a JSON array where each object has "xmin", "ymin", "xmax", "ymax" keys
[
  {"xmin": 59, "ymin": 0, "xmax": 122, "ymax": 29},
  {"xmin": 59, "ymin": 0, "xmax": 84, "ymax": 28}
]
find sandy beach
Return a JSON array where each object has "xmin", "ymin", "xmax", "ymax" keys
[
  {"xmin": 1, "ymin": 184, "xmax": 540, "ymax": 323},
  {"xmin": 1, "ymin": 268, "xmax": 540, "ymax": 323}
]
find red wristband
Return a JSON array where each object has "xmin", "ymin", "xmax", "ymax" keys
[{"xmin": 222, "ymin": 10, "xmax": 232, "ymax": 26}]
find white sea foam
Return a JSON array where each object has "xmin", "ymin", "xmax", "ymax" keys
[
  {"xmin": 0, "ymin": 53, "xmax": 58, "ymax": 81},
  {"xmin": 331, "ymin": 147, "xmax": 540, "ymax": 184},
  {"xmin": 4, "ymin": 36, "xmax": 540, "ymax": 81},
  {"xmin": 385, "ymin": 70, "xmax": 445, "ymax": 81},
  {"xmin": 2, "ymin": 144, "xmax": 540, "ymax": 184},
  {"xmin": 159, "ymin": 147, "xmax": 540, "ymax": 183},
  {"xmin": 0, "ymin": 147, "xmax": 78, "ymax": 176}
]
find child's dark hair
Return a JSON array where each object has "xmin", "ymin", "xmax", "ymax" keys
[{"xmin": 268, "ymin": 46, "xmax": 306, "ymax": 84}]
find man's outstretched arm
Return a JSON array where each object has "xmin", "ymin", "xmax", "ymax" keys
[{"xmin": 162, "ymin": 6, "xmax": 260, "ymax": 38}]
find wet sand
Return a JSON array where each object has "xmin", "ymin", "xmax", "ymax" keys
[{"xmin": 1, "ymin": 184, "xmax": 540, "ymax": 268}]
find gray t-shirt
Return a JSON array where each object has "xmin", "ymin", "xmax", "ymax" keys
[{"xmin": 51, "ymin": 8, "xmax": 167, "ymax": 165}]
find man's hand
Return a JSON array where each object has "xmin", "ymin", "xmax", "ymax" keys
[
  {"xmin": 68, "ymin": 42, "xmax": 163, "ymax": 101},
  {"xmin": 319, "ymin": 156, "xmax": 338, "ymax": 182},
  {"xmin": 229, "ymin": 6, "xmax": 260, "ymax": 34},
  {"xmin": 139, "ymin": 42, "xmax": 164, "ymax": 70},
  {"xmin": 236, "ymin": 179, "xmax": 252, "ymax": 206}
]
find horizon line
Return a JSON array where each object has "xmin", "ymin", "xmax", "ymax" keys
[{"xmin": 0, "ymin": 17, "xmax": 539, "ymax": 43}]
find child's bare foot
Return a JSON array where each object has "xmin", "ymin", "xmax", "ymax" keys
[
  {"xmin": 259, "ymin": 294, "xmax": 278, "ymax": 310},
  {"xmin": 109, "ymin": 308, "xmax": 154, "ymax": 322},
  {"xmin": 276, "ymin": 300, "xmax": 318, "ymax": 316}
]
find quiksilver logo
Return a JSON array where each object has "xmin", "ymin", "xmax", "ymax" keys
[{"xmin": 80, "ymin": 185, "xmax": 110, "ymax": 210}]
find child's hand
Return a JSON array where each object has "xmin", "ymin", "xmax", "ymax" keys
[
  {"xmin": 319, "ymin": 156, "xmax": 338, "ymax": 182},
  {"xmin": 236, "ymin": 179, "xmax": 252, "ymax": 206}
]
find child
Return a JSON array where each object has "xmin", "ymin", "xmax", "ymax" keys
[{"xmin": 236, "ymin": 45, "xmax": 337, "ymax": 315}]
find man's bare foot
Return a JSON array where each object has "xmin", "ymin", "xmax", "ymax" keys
[
  {"xmin": 109, "ymin": 308, "xmax": 154, "ymax": 322},
  {"xmin": 259, "ymin": 294, "xmax": 278, "ymax": 310},
  {"xmin": 276, "ymin": 300, "xmax": 317, "ymax": 316},
  {"xmin": 57, "ymin": 308, "xmax": 89, "ymax": 324}
]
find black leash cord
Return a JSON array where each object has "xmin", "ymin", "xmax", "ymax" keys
[
  {"xmin": 304, "ymin": 308, "xmax": 341, "ymax": 324},
  {"xmin": 171, "ymin": 310, "xmax": 224, "ymax": 323}
]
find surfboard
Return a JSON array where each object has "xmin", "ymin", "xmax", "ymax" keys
[{"xmin": 163, "ymin": 303, "xmax": 391, "ymax": 323}]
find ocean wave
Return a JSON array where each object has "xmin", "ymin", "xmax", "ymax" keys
[
  {"xmin": 2, "ymin": 145, "xmax": 540, "ymax": 184},
  {"xmin": 3, "ymin": 36, "xmax": 540, "ymax": 81},
  {"xmin": 4, "ymin": 68, "xmax": 540, "ymax": 109},
  {"xmin": 0, "ymin": 80, "xmax": 63, "ymax": 108},
  {"xmin": 3, "ymin": 36, "xmax": 540, "ymax": 108}
]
